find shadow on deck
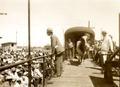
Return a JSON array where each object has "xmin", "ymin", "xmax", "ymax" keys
[{"xmin": 90, "ymin": 76, "xmax": 118, "ymax": 87}]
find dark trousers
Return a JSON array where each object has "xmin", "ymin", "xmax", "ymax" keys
[{"xmin": 104, "ymin": 61, "xmax": 113, "ymax": 83}]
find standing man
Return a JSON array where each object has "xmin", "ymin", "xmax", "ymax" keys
[
  {"xmin": 47, "ymin": 28, "xmax": 64, "ymax": 77},
  {"xmin": 68, "ymin": 39, "xmax": 74, "ymax": 60},
  {"xmin": 100, "ymin": 30, "xmax": 113, "ymax": 73}
]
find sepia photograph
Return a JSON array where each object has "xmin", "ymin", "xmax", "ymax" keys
[{"xmin": 0, "ymin": 0, "xmax": 120, "ymax": 87}]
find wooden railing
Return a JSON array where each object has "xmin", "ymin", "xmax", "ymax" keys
[
  {"xmin": 0, "ymin": 53, "xmax": 54, "ymax": 87},
  {"xmin": 0, "ymin": 54, "xmax": 52, "ymax": 71}
]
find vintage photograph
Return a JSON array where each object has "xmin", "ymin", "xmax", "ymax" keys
[{"xmin": 0, "ymin": 0, "xmax": 120, "ymax": 87}]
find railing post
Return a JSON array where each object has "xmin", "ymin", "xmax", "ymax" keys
[{"xmin": 42, "ymin": 53, "xmax": 46, "ymax": 87}]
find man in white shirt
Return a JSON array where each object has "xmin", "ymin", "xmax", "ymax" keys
[
  {"xmin": 100, "ymin": 30, "xmax": 113, "ymax": 73},
  {"xmin": 101, "ymin": 31, "xmax": 113, "ymax": 63}
]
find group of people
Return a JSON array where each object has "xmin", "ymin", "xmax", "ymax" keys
[
  {"xmin": 0, "ymin": 27, "xmax": 64, "ymax": 87},
  {"xmin": 0, "ymin": 27, "xmax": 117, "ymax": 86},
  {"xmin": 0, "ymin": 50, "xmax": 28, "ymax": 87},
  {"xmin": 67, "ymin": 33, "xmax": 91, "ymax": 64},
  {"xmin": 67, "ymin": 29, "xmax": 117, "ymax": 71},
  {"xmin": 0, "ymin": 49, "xmax": 45, "ymax": 87}
]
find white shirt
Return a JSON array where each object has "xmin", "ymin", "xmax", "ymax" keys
[{"xmin": 101, "ymin": 35, "xmax": 113, "ymax": 53}]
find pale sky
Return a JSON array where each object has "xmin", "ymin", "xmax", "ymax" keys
[{"xmin": 0, "ymin": 0, "xmax": 120, "ymax": 47}]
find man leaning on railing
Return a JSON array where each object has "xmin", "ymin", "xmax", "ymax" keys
[{"xmin": 47, "ymin": 28, "xmax": 64, "ymax": 77}]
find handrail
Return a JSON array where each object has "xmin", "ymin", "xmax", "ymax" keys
[
  {"xmin": 0, "ymin": 54, "xmax": 53, "ymax": 71},
  {"xmin": 0, "ymin": 50, "xmax": 65, "ymax": 72}
]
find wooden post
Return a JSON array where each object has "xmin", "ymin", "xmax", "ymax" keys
[
  {"xmin": 42, "ymin": 53, "xmax": 46, "ymax": 87},
  {"xmin": 28, "ymin": 0, "xmax": 32, "ymax": 87},
  {"xmin": 119, "ymin": 13, "xmax": 120, "ymax": 87}
]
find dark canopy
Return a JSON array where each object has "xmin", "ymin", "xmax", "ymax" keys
[{"xmin": 65, "ymin": 26, "xmax": 95, "ymax": 42}]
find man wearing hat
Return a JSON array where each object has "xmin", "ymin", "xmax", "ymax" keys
[
  {"xmin": 100, "ymin": 30, "xmax": 113, "ymax": 73},
  {"xmin": 47, "ymin": 28, "xmax": 64, "ymax": 77}
]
